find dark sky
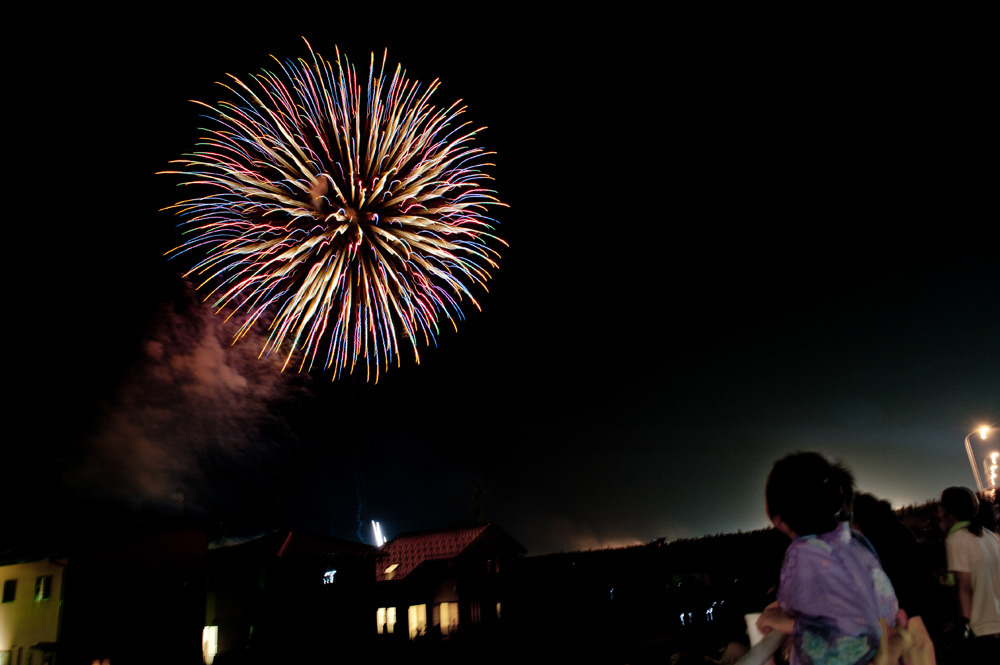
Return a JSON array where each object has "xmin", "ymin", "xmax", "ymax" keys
[{"xmin": 9, "ymin": 10, "xmax": 997, "ymax": 555}]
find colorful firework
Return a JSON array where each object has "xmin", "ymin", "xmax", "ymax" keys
[{"xmin": 162, "ymin": 40, "xmax": 505, "ymax": 381}]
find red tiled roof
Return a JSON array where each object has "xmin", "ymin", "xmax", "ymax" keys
[{"xmin": 375, "ymin": 524, "xmax": 492, "ymax": 582}]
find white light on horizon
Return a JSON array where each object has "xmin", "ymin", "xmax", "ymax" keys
[{"xmin": 372, "ymin": 520, "xmax": 387, "ymax": 547}]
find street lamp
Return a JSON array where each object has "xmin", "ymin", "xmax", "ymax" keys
[{"xmin": 964, "ymin": 426, "xmax": 997, "ymax": 492}]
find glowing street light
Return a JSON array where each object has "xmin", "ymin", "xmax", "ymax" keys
[{"xmin": 964, "ymin": 426, "xmax": 997, "ymax": 492}]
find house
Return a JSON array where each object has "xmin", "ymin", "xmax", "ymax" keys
[
  {"xmin": 204, "ymin": 530, "xmax": 375, "ymax": 662},
  {"xmin": 374, "ymin": 523, "xmax": 525, "ymax": 641},
  {"xmin": 0, "ymin": 555, "xmax": 65, "ymax": 665},
  {"xmin": 58, "ymin": 518, "xmax": 208, "ymax": 665}
]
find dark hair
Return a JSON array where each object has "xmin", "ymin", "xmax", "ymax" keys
[
  {"xmin": 940, "ymin": 486, "xmax": 983, "ymax": 536},
  {"xmin": 766, "ymin": 452, "xmax": 854, "ymax": 536},
  {"xmin": 853, "ymin": 493, "xmax": 896, "ymax": 535}
]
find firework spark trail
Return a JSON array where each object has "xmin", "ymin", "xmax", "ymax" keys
[{"xmin": 163, "ymin": 40, "xmax": 505, "ymax": 381}]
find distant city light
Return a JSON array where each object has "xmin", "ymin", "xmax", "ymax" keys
[
  {"xmin": 372, "ymin": 521, "xmax": 387, "ymax": 547},
  {"xmin": 985, "ymin": 452, "xmax": 999, "ymax": 490},
  {"xmin": 323, "ymin": 569, "xmax": 337, "ymax": 584}
]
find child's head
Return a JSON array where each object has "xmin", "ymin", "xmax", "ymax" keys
[
  {"xmin": 939, "ymin": 485, "xmax": 982, "ymax": 536},
  {"xmin": 765, "ymin": 451, "xmax": 855, "ymax": 537},
  {"xmin": 940, "ymin": 485, "xmax": 977, "ymax": 521}
]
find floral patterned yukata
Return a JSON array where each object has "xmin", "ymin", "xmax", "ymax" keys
[{"xmin": 777, "ymin": 521, "xmax": 899, "ymax": 665}]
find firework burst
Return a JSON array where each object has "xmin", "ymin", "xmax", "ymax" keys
[{"xmin": 162, "ymin": 40, "xmax": 505, "ymax": 381}]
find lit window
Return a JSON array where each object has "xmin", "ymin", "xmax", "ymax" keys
[
  {"xmin": 2, "ymin": 580, "xmax": 15, "ymax": 603},
  {"xmin": 407, "ymin": 604, "xmax": 427, "ymax": 639},
  {"xmin": 439, "ymin": 601, "xmax": 458, "ymax": 636},
  {"xmin": 384, "ymin": 563, "xmax": 399, "ymax": 580},
  {"xmin": 34, "ymin": 575, "xmax": 52, "ymax": 602},
  {"xmin": 202, "ymin": 626, "xmax": 219, "ymax": 664},
  {"xmin": 377, "ymin": 606, "xmax": 396, "ymax": 634}
]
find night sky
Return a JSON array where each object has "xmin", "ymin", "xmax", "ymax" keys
[{"xmin": 9, "ymin": 11, "xmax": 997, "ymax": 555}]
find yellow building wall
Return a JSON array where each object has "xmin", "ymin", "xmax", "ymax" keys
[{"xmin": 0, "ymin": 559, "xmax": 64, "ymax": 656}]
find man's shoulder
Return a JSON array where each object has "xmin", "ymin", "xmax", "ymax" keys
[{"xmin": 946, "ymin": 528, "xmax": 979, "ymax": 547}]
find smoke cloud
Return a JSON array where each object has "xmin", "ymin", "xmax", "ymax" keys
[{"xmin": 68, "ymin": 284, "xmax": 312, "ymax": 532}]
